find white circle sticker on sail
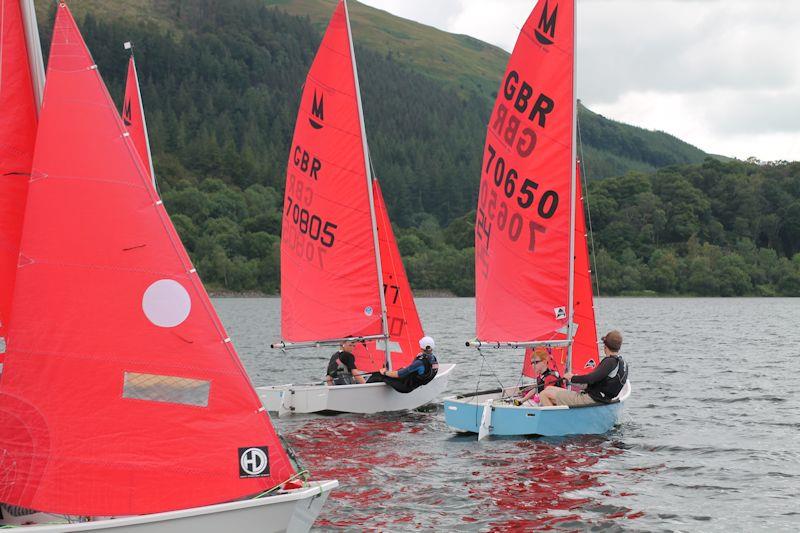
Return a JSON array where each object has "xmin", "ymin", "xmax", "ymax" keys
[{"xmin": 142, "ymin": 279, "xmax": 191, "ymax": 327}]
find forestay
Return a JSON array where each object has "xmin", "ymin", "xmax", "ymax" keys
[{"xmin": 0, "ymin": 4, "xmax": 294, "ymax": 516}]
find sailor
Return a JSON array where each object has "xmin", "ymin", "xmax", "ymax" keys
[
  {"xmin": 513, "ymin": 346, "xmax": 565, "ymax": 405},
  {"xmin": 374, "ymin": 336, "xmax": 439, "ymax": 393},
  {"xmin": 539, "ymin": 330, "xmax": 628, "ymax": 407},
  {"xmin": 325, "ymin": 338, "xmax": 366, "ymax": 386}
]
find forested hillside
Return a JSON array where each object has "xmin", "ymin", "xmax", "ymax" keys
[{"xmin": 33, "ymin": 0, "xmax": 799, "ymax": 296}]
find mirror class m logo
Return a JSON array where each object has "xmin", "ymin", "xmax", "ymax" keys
[
  {"xmin": 238, "ymin": 446, "xmax": 270, "ymax": 478},
  {"xmin": 309, "ymin": 90, "xmax": 325, "ymax": 129},
  {"xmin": 123, "ymin": 99, "xmax": 133, "ymax": 126},
  {"xmin": 534, "ymin": 0, "xmax": 558, "ymax": 45}
]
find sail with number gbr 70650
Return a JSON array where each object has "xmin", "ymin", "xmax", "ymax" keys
[
  {"xmin": 0, "ymin": 3, "xmax": 300, "ymax": 517},
  {"xmin": 280, "ymin": 0, "xmax": 383, "ymax": 344},
  {"xmin": 475, "ymin": 0, "xmax": 575, "ymax": 344}
]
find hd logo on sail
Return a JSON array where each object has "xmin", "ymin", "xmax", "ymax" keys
[{"xmin": 239, "ymin": 446, "xmax": 270, "ymax": 478}]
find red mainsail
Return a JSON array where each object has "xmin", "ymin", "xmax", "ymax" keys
[
  {"xmin": 0, "ymin": 0, "xmax": 38, "ymax": 340},
  {"xmin": 0, "ymin": 4, "xmax": 294, "ymax": 516},
  {"xmin": 123, "ymin": 54, "xmax": 157, "ymax": 192},
  {"xmin": 280, "ymin": 0, "xmax": 383, "ymax": 342},
  {"xmin": 475, "ymin": 0, "xmax": 575, "ymax": 343},
  {"xmin": 352, "ymin": 180, "xmax": 424, "ymax": 372}
]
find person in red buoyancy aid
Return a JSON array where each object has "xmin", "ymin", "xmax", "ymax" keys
[{"xmin": 513, "ymin": 346, "xmax": 565, "ymax": 406}]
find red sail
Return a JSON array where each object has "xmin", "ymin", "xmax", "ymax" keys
[
  {"xmin": 569, "ymin": 163, "xmax": 599, "ymax": 374},
  {"xmin": 123, "ymin": 54, "xmax": 156, "ymax": 192},
  {"xmin": 281, "ymin": 0, "xmax": 382, "ymax": 342},
  {"xmin": 475, "ymin": 0, "xmax": 574, "ymax": 343},
  {"xmin": 352, "ymin": 180, "xmax": 424, "ymax": 372},
  {"xmin": 0, "ymin": 4, "xmax": 294, "ymax": 516},
  {"xmin": 0, "ymin": 0, "xmax": 38, "ymax": 340},
  {"xmin": 521, "ymin": 163, "xmax": 597, "ymax": 378}
]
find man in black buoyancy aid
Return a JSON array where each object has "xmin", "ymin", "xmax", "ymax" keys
[
  {"xmin": 325, "ymin": 339, "xmax": 366, "ymax": 386},
  {"xmin": 372, "ymin": 336, "xmax": 439, "ymax": 393},
  {"xmin": 540, "ymin": 330, "xmax": 628, "ymax": 407}
]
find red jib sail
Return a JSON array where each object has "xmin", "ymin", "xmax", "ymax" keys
[
  {"xmin": 281, "ymin": 0, "xmax": 382, "ymax": 342},
  {"xmin": 123, "ymin": 54, "xmax": 157, "ymax": 192},
  {"xmin": 0, "ymin": 0, "xmax": 38, "ymax": 340},
  {"xmin": 0, "ymin": 4, "xmax": 294, "ymax": 516},
  {"xmin": 569, "ymin": 163, "xmax": 599, "ymax": 374},
  {"xmin": 522, "ymin": 163, "xmax": 598, "ymax": 378},
  {"xmin": 475, "ymin": 0, "xmax": 575, "ymax": 343},
  {"xmin": 352, "ymin": 180, "xmax": 424, "ymax": 372}
]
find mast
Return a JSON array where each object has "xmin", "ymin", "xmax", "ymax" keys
[
  {"xmin": 19, "ymin": 0, "xmax": 45, "ymax": 114},
  {"xmin": 566, "ymin": 0, "xmax": 578, "ymax": 373},
  {"xmin": 343, "ymin": 0, "xmax": 391, "ymax": 369}
]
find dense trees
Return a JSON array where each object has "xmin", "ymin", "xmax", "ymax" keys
[{"xmin": 44, "ymin": 2, "xmax": 799, "ymax": 296}]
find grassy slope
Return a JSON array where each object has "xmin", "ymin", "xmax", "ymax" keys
[{"xmin": 263, "ymin": 0, "xmax": 508, "ymax": 96}]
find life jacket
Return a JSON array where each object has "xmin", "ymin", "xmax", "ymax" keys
[
  {"xmin": 408, "ymin": 352, "xmax": 438, "ymax": 387},
  {"xmin": 538, "ymin": 368, "xmax": 566, "ymax": 390},
  {"xmin": 587, "ymin": 355, "xmax": 628, "ymax": 403},
  {"xmin": 330, "ymin": 353, "xmax": 355, "ymax": 385}
]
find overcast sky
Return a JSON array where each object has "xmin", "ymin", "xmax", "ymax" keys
[{"xmin": 359, "ymin": 0, "xmax": 800, "ymax": 162}]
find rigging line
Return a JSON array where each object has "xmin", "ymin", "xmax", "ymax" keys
[
  {"xmin": 474, "ymin": 350, "xmax": 485, "ymax": 428},
  {"xmin": 576, "ymin": 117, "xmax": 604, "ymax": 323}
]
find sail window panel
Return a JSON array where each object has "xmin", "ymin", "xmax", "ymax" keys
[{"xmin": 123, "ymin": 372, "xmax": 210, "ymax": 407}]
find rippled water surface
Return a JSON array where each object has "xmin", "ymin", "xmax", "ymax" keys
[{"xmin": 215, "ymin": 297, "xmax": 800, "ymax": 531}]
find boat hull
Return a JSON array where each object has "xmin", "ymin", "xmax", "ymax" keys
[
  {"xmin": 444, "ymin": 381, "xmax": 631, "ymax": 437},
  {"xmin": 257, "ymin": 364, "xmax": 455, "ymax": 414},
  {"xmin": 2, "ymin": 481, "xmax": 337, "ymax": 533}
]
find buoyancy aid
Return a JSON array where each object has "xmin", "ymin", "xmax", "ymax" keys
[
  {"xmin": 539, "ymin": 368, "xmax": 566, "ymax": 390},
  {"xmin": 408, "ymin": 352, "xmax": 438, "ymax": 387},
  {"xmin": 587, "ymin": 355, "xmax": 628, "ymax": 403}
]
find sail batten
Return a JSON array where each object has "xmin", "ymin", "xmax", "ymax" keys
[{"xmin": 0, "ymin": 4, "xmax": 294, "ymax": 516}]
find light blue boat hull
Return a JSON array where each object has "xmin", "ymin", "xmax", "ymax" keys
[{"xmin": 443, "ymin": 381, "xmax": 631, "ymax": 437}]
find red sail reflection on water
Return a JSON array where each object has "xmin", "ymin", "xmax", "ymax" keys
[{"xmin": 283, "ymin": 416, "xmax": 643, "ymax": 530}]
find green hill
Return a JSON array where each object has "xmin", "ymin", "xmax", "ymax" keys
[{"xmin": 29, "ymin": 0, "xmax": 798, "ymax": 296}]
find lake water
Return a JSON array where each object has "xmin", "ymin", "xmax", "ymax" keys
[{"xmin": 215, "ymin": 297, "xmax": 800, "ymax": 532}]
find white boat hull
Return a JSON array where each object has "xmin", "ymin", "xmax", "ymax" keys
[
  {"xmin": 3, "ymin": 481, "xmax": 338, "ymax": 533},
  {"xmin": 444, "ymin": 381, "xmax": 631, "ymax": 437},
  {"xmin": 257, "ymin": 364, "xmax": 455, "ymax": 414}
]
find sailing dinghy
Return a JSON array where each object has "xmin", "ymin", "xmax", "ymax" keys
[
  {"xmin": 257, "ymin": 0, "xmax": 453, "ymax": 415},
  {"xmin": 0, "ymin": 3, "xmax": 336, "ymax": 530},
  {"xmin": 443, "ymin": 0, "xmax": 630, "ymax": 438}
]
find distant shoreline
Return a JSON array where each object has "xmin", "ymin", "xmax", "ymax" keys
[{"xmin": 206, "ymin": 290, "xmax": 799, "ymax": 298}]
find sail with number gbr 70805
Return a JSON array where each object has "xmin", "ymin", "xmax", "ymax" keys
[
  {"xmin": 0, "ymin": 0, "xmax": 38, "ymax": 340},
  {"xmin": 280, "ymin": 0, "xmax": 383, "ymax": 344},
  {"xmin": 475, "ymin": 0, "xmax": 575, "ymax": 344},
  {"xmin": 0, "ymin": 3, "xmax": 295, "ymax": 516}
]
